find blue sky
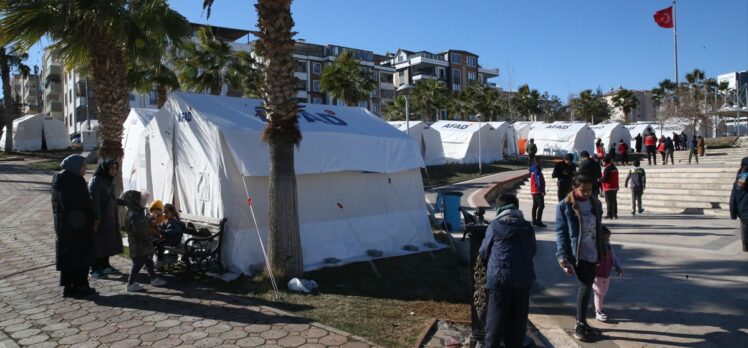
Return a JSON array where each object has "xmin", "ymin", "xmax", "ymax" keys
[{"xmin": 18, "ymin": 0, "xmax": 748, "ymax": 101}]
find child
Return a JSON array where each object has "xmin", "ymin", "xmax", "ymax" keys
[
  {"xmin": 593, "ymin": 227, "xmax": 623, "ymax": 322},
  {"xmin": 625, "ymin": 160, "xmax": 646, "ymax": 215},
  {"xmin": 155, "ymin": 204, "xmax": 185, "ymax": 268},
  {"xmin": 120, "ymin": 190, "xmax": 167, "ymax": 292},
  {"xmin": 147, "ymin": 200, "xmax": 166, "ymax": 237}
]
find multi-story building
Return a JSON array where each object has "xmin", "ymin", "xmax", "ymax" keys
[
  {"xmin": 381, "ymin": 49, "xmax": 499, "ymax": 92},
  {"xmin": 60, "ymin": 68, "xmax": 97, "ymax": 134},
  {"xmin": 604, "ymin": 89, "xmax": 656, "ymax": 123},
  {"xmin": 41, "ymin": 50, "xmax": 64, "ymax": 121},
  {"xmin": 718, "ymin": 71, "xmax": 748, "ymax": 107},
  {"xmin": 10, "ymin": 72, "xmax": 42, "ymax": 115}
]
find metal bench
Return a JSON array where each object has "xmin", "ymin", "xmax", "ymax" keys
[{"xmin": 163, "ymin": 214, "xmax": 227, "ymax": 274}]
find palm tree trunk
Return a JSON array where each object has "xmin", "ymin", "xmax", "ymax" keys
[
  {"xmin": 2, "ymin": 63, "xmax": 14, "ymax": 153},
  {"xmin": 256, "ymin": 0, "xmax": 303, "ymax": 280},
  {"xmin": 156, "ymin": 84, "xmax": 168, "ymax": 108}
]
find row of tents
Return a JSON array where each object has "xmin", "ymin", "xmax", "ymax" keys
[{"xmin": 0, "ymin": 113, "xmax": 70, "ymax": 152}]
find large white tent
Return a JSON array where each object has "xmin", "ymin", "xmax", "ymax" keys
[
  {"xmin": 649, "ymin": 119, "xmax": 695, "ymax": 138},
  {"xmin": 122, "ymin": 108, "xmax": 158, "ymax": 192},
  {"xmin": 590, "ymin": 122, "xmax": 631, "ymax": 154},
  {"xmin": 513, "ymin": 121, "xmax": 545, "ymax": 154},
  {"xmin": 488, "ymin": 121, "xmax": 519, "ymax": 156},
  {"xmin": 623, "ymin": 124, "xmax": 655, "ymax": 148},
  {"xmin": 388, "ymin": 121, "xmax": 445, "ymax": 165},
  {"xmin": 0, "ymin": 113, "xmax": 70, "ymax": 152},
  {"xmin": 527, "ymin": 122, "xmax": 595, "ymax": 156},
  {"xmin": 138, "ymin": 92, "xmax": 436, "ymax": 274},
  {"xmin": 431, "ymin": 120, "xmax": 503, "ymax": 163}
]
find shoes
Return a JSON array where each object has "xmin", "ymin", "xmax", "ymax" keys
[
  {"xmin": 63, "ymin": 287, "xmax": 75, "ymax": 298},
  {"xmin": 574, "ymin": 321, "xmax": 601, "ymax": 342},
  {"xmin": 150, "ymin": 278, "xmax": 167, "ymax": 287},
  {"xmin": 639, "ymin": 209, "xmax": 645, "ymax": 214},
  {"xmin": 126, "ymin": 283, "xmax": 144, "ymax": 292},
  {"xmin": 70, "ymin": 287, "xmax": 97, "ymax": 299},
  {"xmin": 631, "ymin": 211, "xmax": 635, "ymax": 215},
  {"xmin": 90, "ymin": 271, "xmax": 106, "ymax": 279},
  {"xmin": 613, "ymin": 216, "xmax": 618, "ymax": 219},
  {"xmin": 534, "ymin": 222, "xmax": 547, "ymax": 227},
  {"xmin": 102, "ymin": 267, "xmax": 119, "ymax": 275},
  {"xmin": 596, "ymin": 310, "xmax": 609, "ymax": 322}
]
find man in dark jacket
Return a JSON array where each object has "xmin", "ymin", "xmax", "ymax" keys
[
  {"xmin": 479, "ymin": 193, "xmax": 536, "ymax": 348},
  {"xmin": 644, "ymin": 132, "xmax": 657, "ymax": 165},
  {"xmin": 552, "ymin": 153, "xmax": 577, "ymax": 201},
  {"xmin": 673, "ymin": 132, "xmax": 681, "ymax": 151},
  {"xmin": 634, "ymin": 133, "xmax": 643, "ymax": 153},
  {"xmin": 52, "ymin": 155, "xmax": 97, "ymax": 298},
  {"xmin": 527, "ymin": 138, "xmax": 538, "ymax": 167},
  {"xmin": 729, "ymin": 157, "xmax": 748, "ymax": 252},
  {"xmin": 601, "ymin": 156, "xmax": 620, "ymax": 219},
  {"xmin": 625, "ymin": 160, "xmax": 646, "ymax": 215},
  {"xmin": 578, "ymin": 151, "xmax": 602, "ymax": 196}
]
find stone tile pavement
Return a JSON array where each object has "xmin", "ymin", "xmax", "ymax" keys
[{"xmin": 0, "ymin": 162, "xmax": 379, "ymax": 348}]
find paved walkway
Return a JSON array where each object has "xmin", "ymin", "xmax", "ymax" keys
[{"xmin": 0, "ymin": 162, "xmax": 377, "ymax": 348}]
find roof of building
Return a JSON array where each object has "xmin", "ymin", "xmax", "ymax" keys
[{"xmin": 190, "ymin": 22, "xmax": 251, "ymax": 42}]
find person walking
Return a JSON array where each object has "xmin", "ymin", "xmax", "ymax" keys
[
  {"xmin": 607, "ymin": 143, "xmax": 617, "ymax": 165},
  {"xmin": 529, "ymin": 158, "xmax": 546, "ymax": 227},
  {"xmin": 553, "ymin": 154, "xmax": 577, "ymax": 201},
  {"xmin": 697, "ymin": 136, "xmax": 705, "ymax": 156},
  {"xmin": 657, "ymin": 136, "xmax": 667, "ymax": 165},
  {"xmin": 673, "ymin": 132, "xmax": 681, "ymax": 151},
  {"xmin": 681, "ymin": 132, "xmax": 688, "ymax": 151},
  {"xmin": 625, "ymin": 160, "xmax": 646, "ymax": 215},
  {"xmin": 88, "ymin": 160, "xmax": 124, "ymax": 278},
  {"xmin": 527, "ymin": 139, "xmax": 537, "ymax": 167},
  {"xmin": 595, "ymin": 140, "xmax": 606, "ymax": 159},
  {"xmin": 479, "ymin": 194, "xmax": 536, "ymax": 348},
  {"xmin": 120, "ymin": 190, "xmax": 168, "ymax": 292},
  {"xmin": 644, "ymin": 132, "xmax": 657, "ymax": 165},
  {"xmin": 634, "ymin": 133, "xmax": 643, "ymax": 153},
  {"xmin": 52, "ymin": 155, "xmax": 97, "ymax": 298},
  {"xmin": 618, "ymin": 139, "xmax": 629, "ymax": 166},
  {"xmin": 593, "ymin": 227, "xmax": 623, "ymax": 322},
  {"xmin": 729, "ymin": 157, "xmax": 748, "ymax": 252},
  {"xmin": 664, "ymin": 137, "xmax": 675, "ymax": 165},
  {"xmin": 578, "ymin": 151, "xmax": 602, "ymax": 197},
  {"xmin": 555, "ymin": 175, "xmax": 605, "ymax": 342},
  {"xmin": 688, "ymin": 137, "xmax": 699, "ymax": 164},
  {"xmin": 601, "ymin": 157, "xmax": 619, "ymax": 219}
]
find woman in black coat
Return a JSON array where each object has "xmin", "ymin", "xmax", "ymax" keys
[
  {"xmin": 89, "ymin": 159, "xmax": 124, "ymax": 278},
  {"xmin": 52, "ymin": 155, "xmax": 96, "ymax": 298}
]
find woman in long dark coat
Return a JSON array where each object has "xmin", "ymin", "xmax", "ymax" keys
[
  {"xmin": 89, "ymin": 159, "xmax": 124, "ymax": 278},
  {"xmin": 52, "ymin": 155, "xmax": 96, "ymax": 298}
]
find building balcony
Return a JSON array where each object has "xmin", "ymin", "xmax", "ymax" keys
[
  {"xmin": 47, "ymin": 101, "xmax": 63, "ymax": 113},
  {"xmin": 43, "ymin": 65, "xmax": 61, "ymax": 80},
  {"xmin": 412, "ymin": 72, "xmax": 439, "ymax": 82},
  {"xmin": 396, "ymin": 55, "xmax": 450, "ymax": 70},
  {"xmin": 478, "ymin": 67, "xmax": 500, "ymax": 78}
]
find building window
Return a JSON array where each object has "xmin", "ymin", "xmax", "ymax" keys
[
  {"xmin": 380, "ymin": 73, "xmax": 393, "ymax": 83},
  {"xmin": 451, "ymin": 53, "xmax": 462, "ymax": 64},
  {"xmin": 453, "ymin": 84, "xmax": 461, "ymax": 92},
  {"xmin": 149, "ymin": 91, "xmax": 157, "ymax": 104},
  {"xmin": 312, "ymin": 80, "xmax": 321, "ymax": 92},
  {"xmin": 466, "ymin": 56, "xmax": 477, "ymax": 67},
  {"xmin": 398, "ymin": 70, "xmax": 405, "ymax": 85},
  {"xmin": 313, "ymin": 98, "xmax": 323, "ymax": 104},
  {"xmin": 452, "ymin": 68, "xmax": 461, "ymax": 84},
  {"xmin": 439, "ymin": 68, "xmax": 445, "ymax": 79},
  {"xmin": 295, "ymin": 61, "xmax": 307, "ymax": 73},
  {"xmin": 312, "ymin": 63, "xmax": 321, "ymax": 74},
  {"xmin": 296, "ymin": 78, "xmax": 307, "ymax": 90},
  {"xmin": 372, "ymin": 104, "xmax": 378, "ymax": 113},
  {"xmin": 358, "ymin": 101, "xmax": 368, "ymax": 108},
  {"xmin": 468, "ymin": 71, "xmax": 476, "ymax": 83}
]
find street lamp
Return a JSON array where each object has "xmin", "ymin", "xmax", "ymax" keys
[
  {"xmin": 476, "ymin": 113, "xmax": 482, "ymax": 174},
  {"xmin": 397, "ymin": 83, "xmax": 414, "ymax": 134}
]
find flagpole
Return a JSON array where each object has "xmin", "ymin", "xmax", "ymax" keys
[{"xmin": 673, "ymin": 0, "xmax": 679, "ymax": 86}]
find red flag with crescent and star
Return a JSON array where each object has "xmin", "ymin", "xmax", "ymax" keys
[{"xmin": 654, "ymin": 6, "xmax": 674, "ymax": 28}]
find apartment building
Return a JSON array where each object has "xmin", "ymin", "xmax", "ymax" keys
[
  {"xmin": 10, "ymin": 72, "xmax": 42, "ymax": 115},
  {"xmin": 381, "ymin": 49, "xmax": 499, "ymax": 92},
  {"xmin": 41, "ymin": 50, "xmax": 64, "ymax": 120},
  {"xmin": 604, "ymin": 89, "xmax": 656, "ymax": 123},
  {"xmin": 718, "ymin": 71, "xmax": 748, "ymax": 107}
]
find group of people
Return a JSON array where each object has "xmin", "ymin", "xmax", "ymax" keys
[
  {"xmin": 634, "ymin": 131, "xmax": 705, "ymax": 166},
  {"xmin": 52, "ymin": 155, "xmax": 184, "ymax": 298},
  {"xmin": 480, "ymin": 154, "xmax": 748, "ymax": 347},
  {"xmin": 595, "ymin": 138, "xmax": 631, "ymax": 166}
]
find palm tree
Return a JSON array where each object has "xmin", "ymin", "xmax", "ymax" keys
[
  {"xmin": 611, "ymin": 88, "xmax": 639, "ymax": 123},
  {"xmin": 320, "ymin": 51, "xmax": 376, "ymax": 106},
  {"xmin": 411, "ymin": 80, "xmax": 448, "ymax": 122},
  {"xmin": 0, "ymin": 46, "xmax": 29, "ymax": 152},
  {"xmin": 226, "ymin": 51, "xmax": 262, "ymax": 98},
  {"xmin": 381, "ymin": 96, "xmax": 406, "ymax": 121},
  {"xmin": 0, "ymin": 0, "xmax": 189, "ymax": 161},
  {"xmin": 469, "ymin": 84, "xmax": 507, "ymax": 121},
  {"xmin": 512, "ymin": 84, "xmax": 541, "ymax": 120},
  {"xmin": 684, "ymin": 69, "xmax": 705, "ymax": 87},
  {"xmin": 173, "ymin": 26, "xmax": 233, "ymax": 96},
  {"xmin": 570, "ymin": 89, "xmax": 610, "ymax": 124},
  {"xmin": 127, "ymin": 61, "xmax": 180, "ymax": 109},
  {"xmin": 204, "ymin": 0, "xmax": 304, "ymax": 279}
]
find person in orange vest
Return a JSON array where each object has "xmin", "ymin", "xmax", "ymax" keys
[
  {"xmin": 595, "ymin": 139, "xmax": 606, "ymax": 159},
  {"xmin": 529, "ymin": 158, "xmax": 546, "ymax": 227},
  {"xmin": 644, "ymin": 132, "xmax": 657, "ymax": 165},
  {"xmin": 617, "ymin": 139, "xmax": 629, "ymax": 166},
  {"xmin": 601, "ymin": 156, "xmax": 619, "ymax": 219}
]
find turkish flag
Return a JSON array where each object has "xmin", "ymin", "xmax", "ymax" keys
[{"xmin": 654, "ymin": 6, "xmax": 674, "ymax": 28}]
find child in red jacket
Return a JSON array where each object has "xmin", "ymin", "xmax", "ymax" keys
[{"xmin": 593, "ymin": 227, "xmax": 623, "ymax": 322}]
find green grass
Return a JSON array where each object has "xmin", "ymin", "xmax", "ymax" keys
[
  {"xmin": 182, "ymin": 248, "xmax": 471, "ymax": 348},
  {"xmin": 423, "ymin": 160, "xmax": 527, "ymax": 188}
]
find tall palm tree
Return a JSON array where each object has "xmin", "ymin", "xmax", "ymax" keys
[
  {"xmin": 381, "ymin": 96, "xmax": 406, "ymax": 121},
  {"xmin": 0, "ymin": 0, "xmax": 189, "ymax": 161},
  {"xmin": 468, "ymin": 84, "xmax": 507, "ymax": 121},
  {"xmin": 411, "ymin": 79, "xmax": 448, "ymax": 122},
  {"xmin": 204, "ymin": 0, "xmax": 304, "ymax": 278},
  {"xmin": 570, "ymin": 89, "xmax": 610, "ymax": 124},
  {"xmin": 173, "ymin": 26, "xmax": 233, "ymax": 96},
  {"xmin": 684, "ymin": 69, "xmax": 705, "ymax": 87},
  {"xmin": 611, "ymin": 88, "xmax": 639, "ymax": 123},
  {"xmin": 512, "ymin": 84, "xmax": 541, "ymax": 120},
  {"xmin": 127, "ymin": 61, "xmax": 180, "ymax": 109},
  {"xmin": 0, "ymin": 45, "xmax": 29, "ymax": 153},
  {"xmin": 320, "ymin": 51, "xmax": 376, "ymax": 106},
  {"xmin": 226, "ymin": 51, "xmax": 262, "ymax": 98}
]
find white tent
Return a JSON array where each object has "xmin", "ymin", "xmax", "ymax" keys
[
  {"xmin": 590, "ymin": 122, "xmax": 631, "ymax": 154},
  {"xmin": 623, "ymin": 124, "xmax": 655, "ymax": 148},
  {"xmin": 513, "ymin": 121, "xmax": 546, "ymax": 140},
  {"xmin": 649, "ymin": 119, "xmax": 695, "ymax": 138},
  {"xmin": 388, "ymin": 121, "xmax": 445, "ymax": 165},
  {"xmin": 488, "ymin": 121, "xmax": 519, "ymax": 156},
  {"xmin": 0, "ymin": 113, "xmax": 70, "ymax": 152},
  {"xmin": 122, "ymin": 108, "xmax": 158, "ymax": 192},
  {"xmin": 431, "ymin": 120, "xmax": 503, "ymax": 163},
  {"xmin": 527, "ymin": 122, "xmax": 595, "ymax": 156},
  {"xmin": 139, "ymin": 92, "xmax": 436, "ymax": 273}
]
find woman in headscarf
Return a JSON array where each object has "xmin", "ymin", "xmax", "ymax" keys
[
  {"xmin": 88, "ymin": 159, "xmax": 124, "ymax": 278},
  {"xmin": 52, "ymin": 155, "xmax": 96, "ymax": 298}
]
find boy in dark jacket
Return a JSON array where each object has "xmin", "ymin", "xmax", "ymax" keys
[
  {"xmin": 729, "ymin": 157, "xmax": 748, "ymax": 252},
  {"xmin": 625, "ymin": 160, "xmax": 646, "ymax": 215},
  {"xmin": 479, "ymin": 193, "xmax": 536, "ymax": 348},
  {"xmin": 527, "ymin": 139, "xmax": 538, "ymax": 167},
  {"xmin": 578, "ymin": 151, "xmax": 602, "ymax": 196},
  {"xmin": 120, "ymin": 190, "xmax": 167, "ymax": 292},
  {"xmin": 552, "ymin": 154, "xmax": 577, "ymax": 202},
  {"xmin": 601, "ymin": 156, "xmax": 619, "ymax": 219},
  {"xmin": 529, "ymin": 158, "xmax": 546, "ymax": 227}
]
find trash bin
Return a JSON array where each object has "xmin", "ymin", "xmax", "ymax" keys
[{"xmin": 442, "ymin": 192, "xmax": 463, "ymax": 232}]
